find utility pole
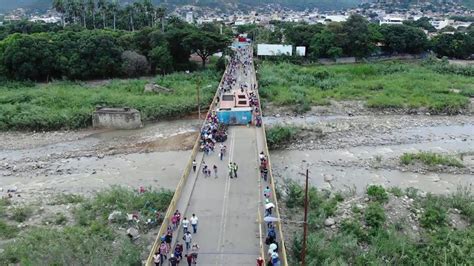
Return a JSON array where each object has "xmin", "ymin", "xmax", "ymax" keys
[
  {"xmin": 196, "ymin": 78, "xmax": 201, "ymax": 120},
  {"xmin": 301, "ymin": 168, "xmax": 309, "ymax": 266}
]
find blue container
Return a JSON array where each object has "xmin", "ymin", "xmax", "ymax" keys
[{"xmin": 217, "ymin": 108, "xmax": 253, "ymax": 125}]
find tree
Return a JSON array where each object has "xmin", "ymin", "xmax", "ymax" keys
[
  {"xmin": 432, "ymin": 33, "xmax": 474, "ymax": 59},
  {"xmin": 183, "ymin": 29, "xmax": 229, "ymax": 67},
  {"xmin": 1, "ymin": 34, "xmax": 58, "ymax": 81},
  {"xmin": 341, "ymin": 14, "xmax": 376, "ymax": 58},
  {"xmin": 97, "ymin": 0, "xmax": 107, "ymax": 28},
  {"xmin": 404, "ymin": 17, "xmax": 436, "ymax": 32},
  {"xmin": 53, "ymin": 0, "xmax": 66, "ymax": 27},
  {"xmin": 149, "ymin": 45, "xmax": 173, "ymax": 74},
  {"xmin": 156, "ymin": 7, "xmax": 166, "ymax": 32},
  {"xmin": 121, "ymin": 50, "xmax": 149, "ymax": 77},
  {"xmin": 87, "ymin": 0, "xmax": 96, "ymax": 28},
  {"xmin": 310, "ymin": 29, "xmax": 341, "ymax": 58},
  {"xmin": 380, "ymin": 24, "xmax": 429, "ymax": 54},
  {"xmin": 283, "ymin": 23, "xmax": 324, "ymax": 49}
]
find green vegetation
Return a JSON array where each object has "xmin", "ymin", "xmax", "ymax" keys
[
  {"xmin": 49, "ymin": 193, "xmax": 86, "ymax": 205},
  {"xmin": 286, "ymin": 185, "xmax": 474, "ymax": 265},
  {"xmin": 366, "ymin": 185, "xmax": 388, "ymax": 203},
  {"xmin": 0, "ymin": 70, "xmax": 218, "ymax": 131},
  {"xmin": 266, "ymin": 126, "xmax": 299, "ymax": 150},
  {"xmin": 0, "ymin": 187, "xmax": 173, "ymax": 265},
  {"xmin": 73, "ymin": 186, "xmax": 173, "ymax": 227},
  {"xmin": 0, "ymin": 226, "xmax": 140, "ymax": 265},
  {"xmin": 0, "ymin": 220, "xmax": 19, "ymax": 239},
  {"xmin": 400, "ymin": 152, "xmax": 464, "ymax": 168},
  {"xmin": 259, "ymin": 61, "xmax": 473, "ymax": 114},
  {"xmin": 10, "ymin": 205, "xmax": 33, "ymax": 223}
]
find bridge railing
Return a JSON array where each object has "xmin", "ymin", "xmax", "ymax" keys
[
  {"xmin": 253, "ymin": 57, "xmax": 289, "ymax": 265},
  {"xmin": 145, "ymin": 64, "xmax": 228, "ymax": 266}
]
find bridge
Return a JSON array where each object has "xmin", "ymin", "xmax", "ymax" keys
[{"xmin": 146, "ymin": 45, "xmax": 288, "ymax": 266}]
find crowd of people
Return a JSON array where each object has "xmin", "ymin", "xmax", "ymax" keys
[
  {"xmin": 199, "ymin": 112, "xmax": 227, "ymax": 154},
  {"xmin": 153, "ymin": 210, "xmax": 200, "ymax": 266}
]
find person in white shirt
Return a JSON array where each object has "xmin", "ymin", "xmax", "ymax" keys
[
  {"xmin": 190, "ymin": 213, "xmax": 199, "ymax": 234},
  {"xmin": 182, "ymin": 217, "xmax": 190, "ymax": 234}
]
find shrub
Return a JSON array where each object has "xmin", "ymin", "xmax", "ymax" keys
[
  {"xmin": 420, "ymin": 201, "xmax": 447, "ymax": 229},
  {"xmin": 11, "ymin": 206, "xmax": 33, "ymax": 223},
  {"xmin": 367, "ymin": 185, "xmax": 388, "ymax": 203},
  {"xmin": 121, "ymin": 50, "xmax": 149, "ymax": 77},
  {"xmin": 49, "ymin": 193, "xmax": 85, "ymax": 205},
  {"xmin": 285, "ymin": 181, "xmax": 304, "ymax": 209},
  {"xmin": 400, "ymin": 152, "xmax": 464, "ymax": 168},
  {"xmin": 388, "ymin": 187, "xmax": 404, "ymax": 197},
  {"xmin": 365, "ymin": 202, "xmax": 386, "ymax": 228},
  {"xmin": 266, "ymin": 126, "xmax": 298, "ymax": 149}
]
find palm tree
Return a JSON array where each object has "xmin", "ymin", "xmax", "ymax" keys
[
  {"xmin": 125, "ymin": 4, "xmax": 135, "ymax": 31},
  {"xmin": 142, "ymin": 0, "xmax": 154, "ymax": 27},
  {"xmin": 78, "ymin": 0, "xmax": 87, "ymax": 27},
  {"xmin": 87, "ymin": 0, "xmax": 96, "ymax": 28},
  {"xmin": 108, "ymin": 0, "xmax": 119, "ymax": 30},
  {"xmin": 97, "ymin": 0, "xmax": 107, "ymax": 28},
  {"xmin": 156, "ymin": 7, "xmax": 166, "ymax": 32},
  {"xmin": 53, "ymin": 0, "xmax": 66, "ymax": 27}
]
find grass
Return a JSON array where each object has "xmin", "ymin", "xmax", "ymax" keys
[
  {"xmin": 400, "ymin": 152, "xmax": 464, "ymax": 168},
  {"xmin": 258, "ymin": 61, "xmax": 473, "ymax": 114},
  {"xmin": 0, "ymin": 187, "xmax": 173, "ymax": 265},
  {"xmin": 285, "ymin": 183, "xmax": 474, "ymax": 265},
  {"xmin": 49, "ymin": 193, "xmax": 86, "ymax": 205},
  {"xmin": 0, "ymin": 70, "xmax": 219, "ymax": 131},
  {"xmin": 10, "ymin": 206, "xmax": 33, "ymax": 223},
  {"xmin": 366, "ymin": 185, "xmax": 389, "ymax": 203}
]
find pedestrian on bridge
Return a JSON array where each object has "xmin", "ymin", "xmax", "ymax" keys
[
  {"xmin": 233, "ymin": 162, "xmax": 239, "ymax": 178},
  {"xmin": 183, "ymin": 231, "xmax": 192, "ymax": 250},
  {"xmin": 192, "ymin": 160, "xmax": 197, "ymax": 172},
  {"xmin": 182, "ymin": 217, "xmax": 190, "ymax": 234},
  {"xmin": 190, "ymin": 214, "xmax": 199, "ymax": 234},
  {"xmin": 213, "ymin": 165, "xmax": 218, "ymax": 178},
  {"xmin": 228, "ymin": 162, "xmax": 234, "ymax": 179}
]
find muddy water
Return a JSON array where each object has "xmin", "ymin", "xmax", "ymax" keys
[{"xmin": 267, "ymin": 115, "xmax": 474, "ymax": 194}]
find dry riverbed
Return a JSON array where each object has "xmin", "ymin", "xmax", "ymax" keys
[{"xmin": 266, "ymin": 108, "xmax": 473, "ymax": 194}]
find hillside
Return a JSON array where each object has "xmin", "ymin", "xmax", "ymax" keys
[{"xmin": 0, "ymin": 0, "xmax": 362, "ymax": 13}]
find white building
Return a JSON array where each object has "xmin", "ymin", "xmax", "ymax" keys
[
  {"xmin": 186, "ymin": 11, "xmax": 194, "ymax": 24},
  {"xmin": 380, "ymin": 16, "xmax": 404, "ymax": 25},
  {"xmin": 431, "ymin": 19, "xmax": 450, "ymax": 30}
]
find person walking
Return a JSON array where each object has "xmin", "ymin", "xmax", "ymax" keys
[
  {"xmin": 185, "ymin": 254, "xmax": 193, "ymax": 266},
  {"xmin": 228, "ymin": 162, "xmax": 234, "ymax": 179},
  {"xmin": 153, "ymin": 251, "xmax": 161, "ymax": 266},
  {"xmin": 190, "ymin": 213, "xmax": 199, "ymax": 234},
  {"xmin": 182, "ymin": 217, "xmax": 190, "ymax": 234},
  {"xmin": 169, "ymin": 254, "xmax": 178, "ymax": 266},
  {"xmin": 183, "ymin": 231, "xmax": 192, "ymax": 250},
  {"xmin": 233, "ymin": 162, "xmax": 239, "ymax": 178},
  {"xmin": 192, "ymin": 160, "xmax": 197, "ymax": 172},
  {"xmin": 191, "ymin": 243, "xmax": 200, "ymax": 264},
  {"xmin": 213, "ymin": 165, "xmax": 218, "ymax": 178}
]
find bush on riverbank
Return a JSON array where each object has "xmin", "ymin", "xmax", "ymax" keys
[
  {"xmin": 284, "ymin": 184, "xmax": 474, "ymax": 265},
  {"xmin": 266, "ymin": 126, "xmax": 299, "ymax": 150},
  {"xmin": 258, "ymin": 61, "xmax": 473, "ymax": 114},
  {"xmin": 400, "ymin": 152, "xmax": 464, "ymax": 168},
  {"xmin": 0, "ymin": 70, "xmax": 219, "ymax": 131},
  {"xmin": 0, "ymin": 187, "xmax": 173, "ymax": 265}
]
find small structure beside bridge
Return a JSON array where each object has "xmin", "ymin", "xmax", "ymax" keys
[{"xmin": 92, "ymin": 107, "xmax": 142, "ymax": 129}]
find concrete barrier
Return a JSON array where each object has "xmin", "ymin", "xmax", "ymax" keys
[
  {"xmin": 253, "ymin": 58, "xmax": 289, "ymax": 266},
  {"xmin": 92, "ymin": 107, "xmax": 142, "ymax": 129}
]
